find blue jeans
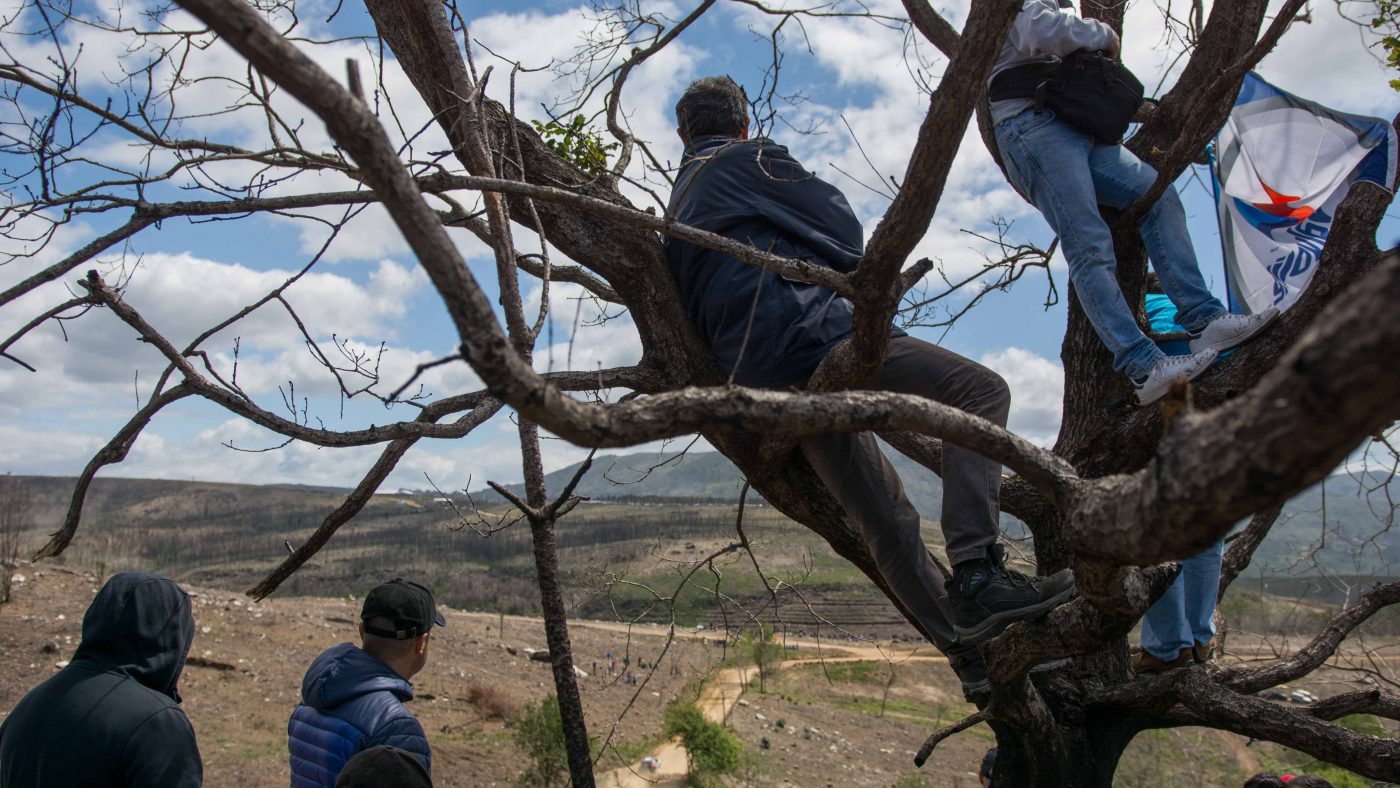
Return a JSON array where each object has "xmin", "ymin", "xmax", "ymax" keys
[
  {"xmin": 995, "ymin": 109, "xmax": 1227, "ymax": 380},
  {"xmin": 1140, "ymin": 539, "xmax": 1224, "ymax": 660}
]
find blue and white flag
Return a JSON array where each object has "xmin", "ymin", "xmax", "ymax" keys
[{"xmin": 1213, "ymin": 72, "xmax": 1397, "ymax": 314}]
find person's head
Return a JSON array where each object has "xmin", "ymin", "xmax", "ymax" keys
[
  {"xmin": 358, "ymin": 579, "xmax": 445, "ymax": 680},
  {"xmin": 73, "ymin": 571, "xmax": 195, "ymax": 702},
  {"xmin": 1245, "ymin": 775, "xmax": 1336, "ymax": 788},
  {"xmin": 335, "ymin": 745, "xmax": 431, "ymax": 788},
  {"xmin": 675, "ymin": 76, "xmax": 749, "ymax": 145},
  {"xmin": 979, "ymin": 746, "xmax": 997, "ymax": 786}
]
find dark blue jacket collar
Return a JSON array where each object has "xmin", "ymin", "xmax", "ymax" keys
[{"xmin": 301, "ymin": 642, "xmax": 413, "ymax": 710}]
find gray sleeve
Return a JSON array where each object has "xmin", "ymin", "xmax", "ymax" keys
[{"xmin": 1007, "ymin": 0, "xmax": 1115, "ymax": 59}]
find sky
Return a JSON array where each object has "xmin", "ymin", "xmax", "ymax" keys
[{"xmin": 0, "ymin": 0, "xmax": 1397, "ymax": 495}]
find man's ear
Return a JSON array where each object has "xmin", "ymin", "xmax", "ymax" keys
[
  {"xmin": 739, "ymin": 118, "xmax": 750, "ymax": 140},
  {"xmin": 676, "ymin": 127, "xmax": 688, "ymax": 145},
  {"xmin": 357, "ymin": 621, "xmax": 366, "ymax": 640},
  {"xmin": 416, "ymin": 632, "xmax": 430, "ymax": 655}
]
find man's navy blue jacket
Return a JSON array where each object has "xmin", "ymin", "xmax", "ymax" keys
[
  {"xmin": 288, "ymin": 643, "xmax": 430, "ymax": 787},
  {"xmin": 667, "ymin": 135, "xmax": 890, "ymax": 386},
  {"xmin": 0, "ymin": 571, "xmax": 202, "ymax": 787}
]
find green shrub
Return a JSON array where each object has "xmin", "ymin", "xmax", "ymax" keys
[
  {"xmin": 511, "ymin": 695, "xmax": 568, "ymax": 787},
  {"xmin": 663, "ymin": 701, "xmax": 742, "ymax": 786}
]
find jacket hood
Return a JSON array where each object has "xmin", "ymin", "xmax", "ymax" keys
[
  {"xmin": 72, "ymin": 571, "xmax": 195, "ymax": 703},
  {"xmin": 301, "ymin": 642, "xmax": 414, "ymax": 710}
]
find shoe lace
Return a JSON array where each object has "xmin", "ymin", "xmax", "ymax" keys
[
  {"xmin": 988, "ymin": 545, "xmax": 1034, "ymax": 588},
  {"xmin": 996, "ymin": 565, "xmax": 1035, "ymax": 588}
]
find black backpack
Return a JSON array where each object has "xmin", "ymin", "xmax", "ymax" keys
[{"xmin": 989, "ymin": 50, "xmax": 1145, "ymax": 144}]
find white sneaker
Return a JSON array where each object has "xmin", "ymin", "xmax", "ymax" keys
[
  {"xmin": 1132, "ymin": 349, "xmax": 1218, "ymax": 406},
  {"xmin": 1187, "ymin": 307, "xmax": 1279, "ymax": 355}
]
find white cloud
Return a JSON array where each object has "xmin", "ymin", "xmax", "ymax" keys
[
  {"xmin": 0, "ymin": 250, "xmax": 439, "ymax": 421},
  {"xmin": 6, "ymin": 0, "xmax": 1394, "ymax": 494},
  {"xmin": 979, "ymin": 347, "xmax": 1063, "ymax": 445}
]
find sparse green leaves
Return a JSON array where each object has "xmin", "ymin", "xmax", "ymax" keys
[
  {"xmin": 1369, "ymin": 1, "xmax": 1400, "ymax": 90},
  {"xmin": 530, "ymin": 115, "xmax": 619, "ymax": 175},
  {"xmin": 511, "ymin": 695, "xmax": 569, "ymax": 787}
]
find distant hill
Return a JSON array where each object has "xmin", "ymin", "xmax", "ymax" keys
[
  {"xmin": 8, "ymin": 456, "xmax": 1397, "ymax": 607},
  {"xmin": 471, "ymin": 443, "xmax": 954, "ymax": 515},
  {"xmin": 475, "ymin": 451, "xmax": 1400, "ymax": 575}
]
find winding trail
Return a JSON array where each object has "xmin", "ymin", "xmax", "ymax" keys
[{"xmin": 591, "ymin": 629, "xmax": 950, "ymax": 787}]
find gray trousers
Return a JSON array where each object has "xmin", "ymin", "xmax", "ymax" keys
[{"xmin": 799, "ymin": 336, "xmax": 1010, "ymax": 652}]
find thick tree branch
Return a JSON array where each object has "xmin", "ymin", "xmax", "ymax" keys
[
  {"xmin": 1173, "ymin": 669, "xmax": 1400, "ymax": 780},
  {"xmin": 841, "ymin": 0, "xmax": 1020, "ymax": 382},
  {"xmin": 1308, "ymin": 689, "xmax": 1400, "ymax": 723},
  {"xmin": 901, "ymin": 0, "xmax": 960, "ymax": 58},
  {"xmin": 1218, "ymin": 581, "xmax": 1400, "ymax": 695}
]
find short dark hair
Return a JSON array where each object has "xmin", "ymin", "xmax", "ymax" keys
[{"xmin": 675, "ymin": 76, "xmax": 748, "ymax": 140}]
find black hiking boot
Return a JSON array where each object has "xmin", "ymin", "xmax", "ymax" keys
[
  {"xmin": 948, "ymin": 545, "xmax": 1077, "ymax": 645},
  {"xmin": 948, "ymin": 649, "xmax": 990, "ymax": 703},
  {"xmin": 949, "ymin": 648, "xmax": 1073, "ymax": 704}
]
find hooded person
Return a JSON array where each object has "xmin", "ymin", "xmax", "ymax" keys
[
  {"xmin": 288, "ymin": 578, "xmax": 444, "ymax": 787},
  {"xmin": 0, "ymin": 571, "xmax": 202, "ymax": 788}
]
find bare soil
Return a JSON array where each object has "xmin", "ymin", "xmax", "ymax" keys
[
  {"xmin": 0, "ymin": 566, "xmax": 726, "ymax": 786},
  {"xmin": 5, "ymin": 566, "xmax": 1394, "ymax": 787}
]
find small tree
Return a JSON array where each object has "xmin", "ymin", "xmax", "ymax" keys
[
  {"xmin": 0, "ymin": 475, "xmax": 31, "ymax": 604},
  {"xmin": 512, "ymin": 695, "xmax": 568, "ymax": 788},
  {"xmin": 663, "ymin": 701, "xmax": 742, "ymax": 787},
  {"xmin": 744, "ymin": 626, "xmax": 786, "ymax": 694}
]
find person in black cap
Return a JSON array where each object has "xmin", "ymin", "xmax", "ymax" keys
[{"xmin": 288, "ymin": 578, "xmax": 446, "ymax": 787}]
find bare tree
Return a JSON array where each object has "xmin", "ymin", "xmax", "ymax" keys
[
  {"xmin": 2, "ymin": 0, "xmax": 1398, "ymax": 785},
  {"xmin": 0, "ymin": 475, "xmax": 31, "ymax": 604}
]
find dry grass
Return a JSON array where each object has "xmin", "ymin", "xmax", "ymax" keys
[{"xmin": 466, "ymin": 682, "xmax": 520, "ymax": 720}]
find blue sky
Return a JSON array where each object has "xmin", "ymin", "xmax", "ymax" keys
[{"xmin": 0, "ymin": 0, "xmax": 1397, "ymax": 493}]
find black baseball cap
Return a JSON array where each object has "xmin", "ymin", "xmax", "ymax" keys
[{"xmin": 360, "ymin": 579, "xmax": 446, "ymax": 639}]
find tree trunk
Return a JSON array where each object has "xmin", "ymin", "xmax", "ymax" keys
[{"xmin": 527, "ymin": 511, "xmax": 594, "ymax": 786}]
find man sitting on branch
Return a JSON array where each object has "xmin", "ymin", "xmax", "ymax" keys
[{"xmin": 664, "ymin": 76, "xmax": 1077, "ymax": 700}]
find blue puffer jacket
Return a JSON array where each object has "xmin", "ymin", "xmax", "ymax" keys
[
  {"xmin": 666, "ymin": 135, "xmax": 900, "ymax": 387},
  {"xmin": 288, "ymin": 643, "xmax": 430, "ymax": 787}
]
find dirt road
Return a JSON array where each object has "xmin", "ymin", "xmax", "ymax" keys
[{"xmin": 596, "ymin": 663, "xmax": 753, "ymax": 787}]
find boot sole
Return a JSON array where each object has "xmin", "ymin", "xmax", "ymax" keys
[
  {"xmin": 960, "ymin": 657, "xmax": 1072, "ymax": 703},
  {"xmin": 952, "ymin": 585, "xmax": 1078, "ymax": 645}
]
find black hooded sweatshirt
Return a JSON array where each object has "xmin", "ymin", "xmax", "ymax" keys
[{"xmin": 0, "ymin": 571, "xmax": 202, "ymax": 787}]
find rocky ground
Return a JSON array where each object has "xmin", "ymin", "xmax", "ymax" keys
[{"xmin": 4, "ymin": 566, "xmax": 1393, "ymax": 787}]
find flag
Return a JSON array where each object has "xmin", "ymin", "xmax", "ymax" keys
[{"xmin": 1212, "ymin": 72, "xmax": 1397, "ymax": 314}]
